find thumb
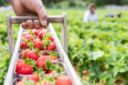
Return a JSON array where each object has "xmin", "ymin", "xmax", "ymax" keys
[{"xmin": 36, "ymin": 5, "xmax": 47, "ymax": 27}]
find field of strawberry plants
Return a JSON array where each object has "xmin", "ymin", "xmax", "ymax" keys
[{"xmin": 0, "ymin": 9, "xmax": 128, "ymax": 85}]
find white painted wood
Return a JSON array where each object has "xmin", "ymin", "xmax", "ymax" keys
[
  {"xmin": 10, "ymin": 16, "xmax": 64, "ymax": 24},
  {"xmin": 62, "ymin": 13, "xmax": 68, "ymax": 53},
  {"xmin": 4, "ymin": 26, "xmax": 23, "ymax": 85},
  {"xmin": 7, "ymin": 16, "xmax": 14, "ymax": 56}
]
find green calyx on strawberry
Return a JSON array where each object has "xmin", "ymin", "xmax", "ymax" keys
[
  {"xmin": 40, "ymin": 51, "xmax": 58, "ymax": 60},
  {"xmin": 49, "ymin": 51, "xmax": 57, "ymax": 57},
  {"xmin": 25, "ymin": 58, "xmax": 36, "ymax": 66},
  {"xmin": 20, "ymin": 37, "xmax": 32, "ymax": 49},
  {"xmin": 43, "ymin": 32, "xmax": 54, "ymax": 42},
  {"xmin": 46, "ymin": 60, "xmax": 63, "ymax": 73},
  {"xmin": 36, "ymin": 55, "xmax": 60, "ymax": 72},
  {"xmin": 27, "ymin": 41, "xmax": 34, "ymax": 49},
  {"xmin": 42, "ymin": 33, "xmax": 56, "ymax": 51},
  {"xmin": 46, "ymin": 59, "xmax": 55, "ymax": 70},
  {"xmin": 43, "ymin": 39, "xmax": 50, "ymax": 50},
  {"xmin": 40, "ymin": 75, "xmax": 55, "ymax": 85},
  {"xmin": 28, "ymin": 29, "xmax": 35, "ymax": 35},
  {"xmin": 21, "ymin": 37, "xmax": 34, "ymax": 50},
  {"xmin": 48, "ymin": 51, "xmax": 58, "ymax": 60},
  {"xmin": 35, "ymin": 67, "xmax": 45, "ymax": 75}
]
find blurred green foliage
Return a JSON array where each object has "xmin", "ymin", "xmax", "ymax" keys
[
  {"xmin": 48, "ymin": 9, "xmax": 128, "ymax": 85},
  {"xmin": 0, "ymin": 0, "xmax": 8, "ymax": 6},
  {"xmin": 0, "ymin": 0, "xmax": 4, "ymax": 6},
  {"xmin": 43, "ymin": 0, "xmax": 128, "ymax": 8}
]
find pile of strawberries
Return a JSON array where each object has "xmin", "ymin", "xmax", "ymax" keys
[{"xmin": 15, "ymin": 29, "xmax": 72, "ymax": 85}]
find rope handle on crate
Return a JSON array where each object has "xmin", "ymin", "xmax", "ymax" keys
[{"xmin": 7, "ymin": 13, "xmax": 67, "ymax": 57}]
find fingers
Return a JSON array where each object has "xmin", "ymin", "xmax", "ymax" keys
[
  {"xmin": 38, "ymin": 10, "xmax": 47, "ymax": 28},
  {"xmin": 21, "ymin": 20, "xmax": 41, "ymax": 29},
  {"xmin": 26, "ymin": 20, "xmax": 33, "ymax": 28},
  {"xmin": 35, "ymin": 2, "xmax": 47, "ymax": 27},
  {"xmin": 34, "ymin": 20, "xmax": 41, "ymax": 29},
  {"xmin": 19, "ymin": 0, "xmax": 48, "ymax": 29}
]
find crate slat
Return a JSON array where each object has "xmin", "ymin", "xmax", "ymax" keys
[{"xmin": 4, "ymin": 26, "xmax": 23, "ymax": 85}]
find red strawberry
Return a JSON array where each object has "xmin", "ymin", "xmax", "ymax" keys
[
  {"xmin": 32, "ymin": 29, "xmax": 41, "ymax": 36},
  {"xmin": 48, "ymin": 55, "xmax": 57, "ymax": 60},
  {"xmin": 34, "ymin": 39, "xmax": 43, "ymax": 50},
  {"xmin": 20, "ymin": 41, "xmax": 28, "ymax": 49},
  {"xmin": 27, "ymin": 73, "xmax": 39, "ymax": 83},
  {"xmin": 47, "ymin": 70, "xmax": 55, "ymax": 75},
  {"xmin": 47, "ymin": 70, "xmax": 52, "ymax": 74},
  {"xmin": 21, "ymin": 49, "xmax": 30, "ymax": 58},
  {"xmin": 38, "ymin": 31, "xmax": 45, "ymax": 39},
  {"xmin": 49, "ymin": 36, "xmax": 54, "ymax": 42},
  {"xmin": 16, "ymin": 59, "xmax": 25, "ymax": 72},
  {"xmin": 56, "ymin": 76, "xmax": 72, "ymax": 85},
  {"xmin": 82, "ymin": 70, "xmax": 89, "ymax": 75},
  {"xmin": 46, "ymin": 42, "xmax": 56, "ymax": 51},
  {"xmin": 27, "ymin": 50, "xmax": 39, "ymax": 60},
  {"xmin": 22, "ymin": 34, "xmax": 33, "ymax": 41},
  {"xmin": 36, "ymin": 56, "xmax": 48, "ymax": 70},
  {"xmin": 16, "ymin": 63, "xmax": 33, "ymax": 74},
  {"xmin": 40, "ymin": 51, "xmax": 48, "ymax": 55}
]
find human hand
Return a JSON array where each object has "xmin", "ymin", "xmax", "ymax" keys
[{"xmin": 11, "ymin": 0, "xmax": 47, "ymax": 29}]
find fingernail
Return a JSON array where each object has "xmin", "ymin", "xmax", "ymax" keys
[{"xmin": 41, "ymin": 21, "xmax": 47, "ymax": 27}]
